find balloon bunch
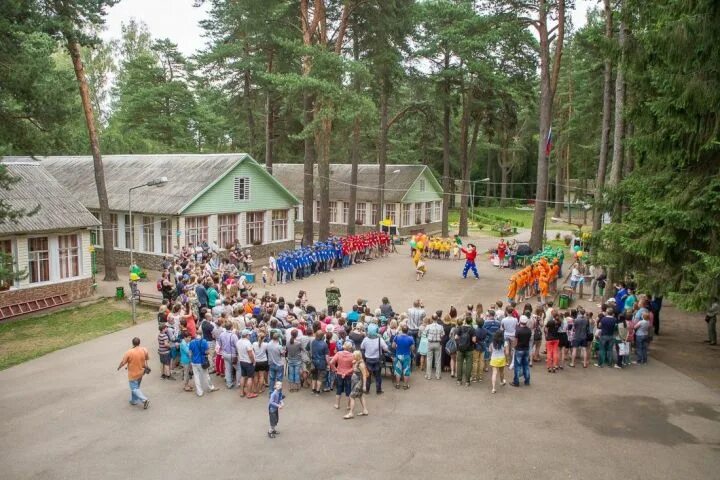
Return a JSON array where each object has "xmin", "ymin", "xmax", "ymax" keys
[
  {"xmin": 573, "ymin": 244, "xmax": 585, "ymax": 258},
  {"xmin": 409, "ymin": 233, "xmax": 429, "ymax": 253}
]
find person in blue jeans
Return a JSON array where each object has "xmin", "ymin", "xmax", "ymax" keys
[
  {"xmin": 633, "ymin": 312, "xmax": 651, "ymax": 364},
  {"xmin": 266, "ymin": 332, "xmax": 285, "ymax": 396},
  {"xmin": 596, "ymin": 309, "xmax": 617, "ymax": 368},
  {"xmin": 117, "ymin": 337, "xmax": 150, "ymax": 409},
  {"xmin": 512, "ymin": 317, "xmax": 532, "ymax": 387}
]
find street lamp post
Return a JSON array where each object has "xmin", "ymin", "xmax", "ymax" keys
[
  {"xmin": 470, "ymin": 177, "xmax": 490, "ymax": 221},
  {"xmin": 128, "ymin": 176, "xmax": 168, "ymax": 324}
]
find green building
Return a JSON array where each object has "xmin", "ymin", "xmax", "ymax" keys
[
  {"xmin": 272, "ymin": 163, "xmax": 444, "ymax": 236},
  {"xmin": 39, "ymin": 154, "xmax": 299, "ymax": 269}
]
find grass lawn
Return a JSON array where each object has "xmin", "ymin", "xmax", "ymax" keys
[
  {"xmin": 450, "ymin": 206, "xmax": 580, "ymax": 233},
  {"xmin": 0, "ymin": 300, "xmax": 154, "ymax": 371}
]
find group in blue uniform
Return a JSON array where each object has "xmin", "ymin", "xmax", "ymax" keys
[{"xmin": 275, "ymin": 240, "xmax": 344, "ymax": 284}]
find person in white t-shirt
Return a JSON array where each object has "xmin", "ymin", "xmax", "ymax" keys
[{"xmin": 235, "ymin": 330, "xmax": 257, "ymax": 398}]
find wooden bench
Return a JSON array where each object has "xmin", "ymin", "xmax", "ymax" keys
[{"xmin": 492, "ymin": 224, "xmax": 516, "ymax": 236}]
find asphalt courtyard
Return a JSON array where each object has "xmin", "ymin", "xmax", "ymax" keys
[{"xmin": 1, "ymin": 235, "xmax": 719, "ymax": 479}]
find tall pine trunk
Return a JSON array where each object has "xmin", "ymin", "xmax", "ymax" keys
[
  {"xmin": 265, "ymin": 51, "xmax": 274, "ymax": 174},
  {"xmin": 608, "ymin": 19, "xmax": 626, "ymax": 191},
  {"xmin": 529, "ymin": 0, "xmax": 565, "ymax": 251},
  {"xmin": 377, "ymin": 86, "xmax": 389, "ymax": 227},
  {"xmin": 441, "ymin": 52, "xmax": 451, "ymax": 237},
  {"xmin": 593, "ymin": 0, "xmax": 613, "ymax": 232},
  {"xmin": 458, "ymin": 90, "xmax": 471, "ymax": 236},
  {"xmin": 68, "ymin": 40, "xmax": 118, "ymax": 281},
  {"xmin": 553, "ymin": 151, "xmax": 564, "ymax": 217},
  {"xmin": 302, "ymin": 92, "xmax": 315, "ymax": 245},
  {"xmin": 348, "ymin": 118, "xmax": 360, "ymax": 234},
  {"xmin": 316, "ymin": 114, "xmax": 332, "ymax": 241}
]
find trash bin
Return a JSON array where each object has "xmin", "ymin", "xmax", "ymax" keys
[
  {"xmin": 116, "ymin": 286, "xmax": 125, "ymax": 300},
  {"xmin": 559, "ymin": 293, "xmax": 570, "ymax": 309}
]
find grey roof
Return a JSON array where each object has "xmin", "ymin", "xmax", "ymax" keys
[
  {"xmin": 29, "ymin": 154, "xmax": 251, "ymax": 215},
  {"xmin": 0, "ymin": 159, "xmax": 100, "ymax": 235},
  {"xmin": 272, "ymin": 164, "xmax": 441, "ymax": 203}
]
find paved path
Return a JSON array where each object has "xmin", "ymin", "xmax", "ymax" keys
[{"xmin": 2, "ymin": 236, "xmax": 719, "ymax": 479}]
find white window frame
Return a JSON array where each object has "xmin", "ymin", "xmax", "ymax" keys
[
  {"xmin": 271, "ymin": 210, "xmax": 288, "ymax": 241},
  {"xmin": 0, "ymin": 238, "xmax": 15, "ymax": 290},
  {"xmin": 233, "ymin": 176, "xmax": 251, "ymax": 202},
  {"xmin": 341, "ymin": 201, "xmax": 349, "ymax": 224},
  {"xmin": 419, "ymin": 179, "xmax": 426, "ymax": 192},
  {"xmin": 218, "ymin": 214, "xmax": 238, "ymax": 249},
  {"xmin": 58, "ymin": 234, "xmax": 80, "ymax": 279},
  {"xmin": 329, "ymin": 202, "xmax": 337, "ymax": 224},
  {"xmin": 401, "ymin": 204, "xmax": 411, "ymax": 227},
  {"xmin": 160, "ymin": 218, "xmax": 174, "ymax": 254},
  {"xmin": 355, "ymin": 202, "xmax": 367, "ymax": 225},
  {"xmin": 185, "ymin": 216, "xmax": 209, "ymax": 246},
  {"xmin": 433, "ymin": 201, "xmax": 441, "ymax": 222},
  {"xmin": 245, "ymin": 211, "xmax": 264, "ymax": 245},
  {"xmin": 142, "ymin": 216, "xmax": 155, "ymax": 253},
  {"xmin": 384, "ymin": 203, "xmax": 397, "ymax": 225},
  {"xmin": 28, "ymin": 236, "xmax": 50, "ymax": 284}
]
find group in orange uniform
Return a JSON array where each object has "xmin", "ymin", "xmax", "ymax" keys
[{"xmin": 507, "ymin": 257, "xmax": 560, "ymax": 304}]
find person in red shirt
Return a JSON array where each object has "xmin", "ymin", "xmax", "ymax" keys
[{"xmin": 461, "ymin": 243, "xmax": 480, "ymax": 279}]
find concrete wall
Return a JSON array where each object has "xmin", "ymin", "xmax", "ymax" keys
[
  {"xmin": 292, "ymin": 221, "xmax": 443, "ymax": 237},
  {"xmin": 0, "ymin": 277, "xmax": 94, "ymax": 306}
]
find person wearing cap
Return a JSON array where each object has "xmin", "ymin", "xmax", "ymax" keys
[
  {"xmin": 512, "ymin": 316, "xmax": 532, "ymax": 387},
  {"xmin": 360, "ymin": 323, "xmax": 388, "ymax": 394},
  {"xmin": 235, "ymin": 329, "xmax": 257, "ymax": 398}
]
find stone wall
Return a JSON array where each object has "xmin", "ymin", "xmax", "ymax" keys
[
  {"xmin": 0, "ymin": 277, "xmax": 94, "ymax": 306},
  {"xmin": 94, "ymin": 239, "xmax": 296, "ymax": 271}
]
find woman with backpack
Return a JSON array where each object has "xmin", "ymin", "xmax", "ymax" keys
[
  {"xmin": 442, "ymin": 306, "xmax": 458, "ymax": 374},
  {"xmin": 489, "ymin": 330, "xmax": 507, "ymax": 394}
]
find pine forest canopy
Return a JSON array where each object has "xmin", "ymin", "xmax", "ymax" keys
[{"xmin": 0, "ymin": 0, "xmax": 718, "ymax": 309}]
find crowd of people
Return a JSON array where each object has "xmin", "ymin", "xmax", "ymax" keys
[{"xmin": 121, "ymin": 263, "xmax": 662, "ymax": 436}]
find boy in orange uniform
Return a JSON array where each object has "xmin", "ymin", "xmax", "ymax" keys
[{"xmin": 507, "ymin": 274, "xmax": 518, "ymax": 303}]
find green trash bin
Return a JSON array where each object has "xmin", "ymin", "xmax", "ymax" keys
[
  {"xmin": 559, "ymin": 293, "xmax": 570, "ymax": 309},
  {"xmin": 116, "ymin": 286, "xmax": 125, "ymax": 300}
]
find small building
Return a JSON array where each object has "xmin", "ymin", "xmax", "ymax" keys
[
  {"xmin": 0, "ymin": 159, "xmax": 100, "ymax": 318},
  {"xmin": 272, "ymin": 164, "xmax": 444, "ymax": 236},
  {"xmin": 36, "ymin": 154, "xmax": 299, "ymax": 270}
]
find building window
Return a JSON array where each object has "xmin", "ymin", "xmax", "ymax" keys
[
  {"xmin": 160, "ymin": 218, "xmax": 174, "ymax": 254},
  {"xmin": 355, "ymin": 202, "xmax": 366, "ymax": 225},
  {"xmin": 58, "ymin": 234, "xmax": 80, "ymax": 279},
  {"xmin": 246, "ymin": 211, "xmax": 264, "ymax": 244},
  {"xmin": 341, "ymin": 202, "xmax": 349, "ymax": 224},
  {"xmin": 233, "ymin": 177, "xmax": 250, "ymax": 201},
  {"xmin": 433, "ymin": 201, "xmax": 441, "ymax": 222},
  {"xmin": 89, "ymin": 211, "xmax": 101, "ymax": 246},
  {"xmin": 419, "ymin": 179, "xmax": 426, "ymax": 192},
  {"xmin": 142, "ymin": 216, "xmax": 154, "ymax": 252},
  {"xmin": 218, "ymin": 214, "xmax": 238, "ymax": 249},
  {"xmin": 384, "ymin": 204, "xmax": 397, "ymax": 225},
  {"xmin": 414, "ymin": 202, "xmax": 423, "ymax": 224},
  {"xmin": 424, "ymin": 202, "xmax": 432, "ymax": 223},
  {"xmin": 124, "ymin": 214, "xmax": 133, "ymax": 249},
  {"xmin": 314, "ymin": 201, "xmax": 320, "ymax": 223},
  {"xmin": 28, "ymin": 237, "xmax": 49, "ymax": 283},
  {"xmin": 272, "ymin": 210, "xmax": 288, "ymax": 241},
  {"xmin": 371, "ymin": 204, "xmax": 379, "ymax": 226},
  {"xmin": 401, "ymin": 204, "xmax": 411, "ymax": 227},
  {"xmin": 185, "ymin": 216, "xmax": 208, "ymax": 246},
  {"xmin": 0, "ymin": 239, "xmax": 13, "ymax": 290},
  {"xmin": 329, "ymin": 202, "xmax": 337, "ymax": 224},
  {"xmin": 110, "ymin": 213, "xmax": 119, "ymax": 247},
  {"xmin": 294, "ymin": 206, "xmax": 301, "ymax": 222}
]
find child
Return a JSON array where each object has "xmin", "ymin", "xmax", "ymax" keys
[
  {"xmin": 460, "ymin": 243, "xmax": 479, "ymax": 279},
  {"xmin": 261, "ymin": 267, "xmax": 268, "ymax": 288},
  {"xmin": 268, "ymin": 381, "xmax": 284, "ymax": 438}
]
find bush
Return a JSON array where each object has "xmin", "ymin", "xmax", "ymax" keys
[{"xmin": 563, "ymin": 234, "xmax": 572, "ymax": 246}]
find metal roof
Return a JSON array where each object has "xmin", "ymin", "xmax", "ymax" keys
[
  {"xmin": 0, "ymin": 159, "xmax": 100, "ymax": 235},
  {"xmin": 24, "ymin": 154, "xmax": 252, "ymax": 215},
  {"xmin": 272, "ymin": 163, "xmax": 442, "ymax": 203}
]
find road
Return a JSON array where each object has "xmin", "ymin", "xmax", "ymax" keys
[{"xmin": 1, "ymin": 234, "xmax": 719, "ymax": 479}]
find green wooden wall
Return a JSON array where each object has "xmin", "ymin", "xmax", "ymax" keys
[
  {"xmin": 402, "ymin": 168, "xmax": 444, "ymax": 203},
  {"xmin": 181, "ymin": 159, "xmax": 298, "ymax": 215}
]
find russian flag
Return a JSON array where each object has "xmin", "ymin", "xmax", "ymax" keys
[{"xmin": 545, "ymin": 127, "xmax": 553, "ymax": 157}]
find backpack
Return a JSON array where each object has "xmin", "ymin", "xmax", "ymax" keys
[
  {"xmin": 156, "ymin": 280, "xmax": 163, "ymax": 292},
  {"xmin": 445, "ymin": 338, "xmax": 457, "ymax": 355},
  {"xmin": 458, "ymin": 326, "xmax": 473, "ymax": 352}
]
